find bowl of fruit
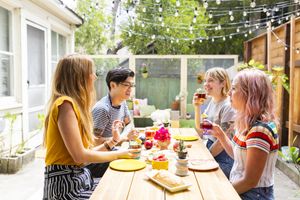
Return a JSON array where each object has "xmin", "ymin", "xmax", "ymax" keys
[{"xmin": 152, "ymin": 154, "xmax": 169, "ymax": 170}]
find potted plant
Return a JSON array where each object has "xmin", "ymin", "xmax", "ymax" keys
[
  {"xmin": 177, "ymin": 140, "xmax": 188, "ymax": 159},
  {"xmin": 171, "ymin": 91, "xmax": 187, "ymax": 111},
  {"xmin": 197, "ymin": 72, "xmax": 205, "ymax": 84},
  {"xmin": 141, "ymin": 63, "xmax": 148, "ymax": 78}
]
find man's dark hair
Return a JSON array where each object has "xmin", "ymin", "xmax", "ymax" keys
[{"xmin": 106, "ymin": 67, "xmax": 135, "ymax": 90}]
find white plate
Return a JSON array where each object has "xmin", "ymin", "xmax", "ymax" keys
[{"xmin": 145, "ymin": 171, "xmax": 192, "ymax": 192}]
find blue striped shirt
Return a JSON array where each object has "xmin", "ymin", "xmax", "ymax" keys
[{"xmin": 92, "ymin": 95, "xmax": 130, "ymax": 138}]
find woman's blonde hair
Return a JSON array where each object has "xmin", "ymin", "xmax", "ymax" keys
[
  {"xmin": 44, "ymin": 54, "xmax": 95, "ymax": 146},
  {"xmin": 205, "ymin": 67, "xmax": 231, "ymax": 96}
]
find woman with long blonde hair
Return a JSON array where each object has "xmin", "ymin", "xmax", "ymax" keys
[
  {"xmin": 193, "ymin": 67, "xmax": 235, "ymax": 178},
  {"xmin": 43, "ymin": 54, "xmax": 137, "ymax": 199},
  {"xmin": 208, "ymin": 69, "xmax": 278, "ymax": 199}
]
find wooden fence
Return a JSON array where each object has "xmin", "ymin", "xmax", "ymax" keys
[{"xmin": 244, "ymin": 16, "xmax": 300, "ymax": 148}]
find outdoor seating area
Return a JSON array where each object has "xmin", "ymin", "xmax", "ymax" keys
[{"xmin": 1, "ymin": 0, "xmax": 300, "ymax": 200}]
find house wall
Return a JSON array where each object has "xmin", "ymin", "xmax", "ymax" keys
[{"xmin": 0, "ymin": 0, "xmax": 79, "ymax": 151}]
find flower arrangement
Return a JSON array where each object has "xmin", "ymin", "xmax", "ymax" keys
[
  {"xmin": 141, "ymin": 63, "xmax": 148, "ymax": 73},
  {"xmin": 154, "ymin": 127, "xmax": 171, "ymax": 142},
  {"xmin": 197, "ymin": 72, "xmax": 205, "ymax": 84}
]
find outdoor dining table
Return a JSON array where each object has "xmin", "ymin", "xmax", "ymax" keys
[{"xmin": 90, "ymin": 128, "xmax": 241, "ymax": 200}]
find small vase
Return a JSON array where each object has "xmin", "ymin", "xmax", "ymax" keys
[
  {"xmin": 178, "ymin": 151, "xmax": 188, "ymax": 159},
  {"xmin": 158, "ymin": 140, "xmax": 170, "ymax": 150}
]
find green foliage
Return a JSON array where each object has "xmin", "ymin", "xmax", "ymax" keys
[
  {"xmin": 178, "ymin": 139, "xmax": 187, "ymax": 152},
  {"xmin": 4, "ymin": 113, "xmax": 17, "ymax": 156},
  {"xmin": 121, "ymin": 0, "xmax": 208, "ymax": 54},
  {"xmin": 238, "ymin": 59, "xmax": 290, "ymax": 93},
  {"xmin": 75, "ymin": 0, "xmax": 111, "ymax": 54},
  {"xmin": 37, "ymin": 113, "xmax": 45, "ymax": 131}
]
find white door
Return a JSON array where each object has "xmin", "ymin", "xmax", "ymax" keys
[{"xmin": 26, "ymin": 22, "xmax": 46, "ymax": 132}]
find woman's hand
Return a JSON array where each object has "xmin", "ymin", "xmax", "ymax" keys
[
  {"xmin": 192, "ymin": 93, "xmax": 206, "ymax": 106},
  {"xmin": 127, "ymin": 129, "xmax": 139, "ymax": 141},
  {"xmin": 206, "ymin": 123, "xmax": 225, "ymax": 139},
  {"xmin": 117, "ymin": 148, "xmax": 141, "ymax": 159},
  {"xmin": 111, "ymin": 120, "xmax": 124, "ymax": 143}
]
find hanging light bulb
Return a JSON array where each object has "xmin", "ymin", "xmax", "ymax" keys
[
  {"xmin": 215, "ymin": 26, "xmax": 218, "ymax": 31},
  {"xmin": 278, "ymin": 19, "xmax": 282, "ymax": 24},
  {"xmin": 212, "ymin": 38, "xmax": 215, "ymax": 42},
  {"xmin": 194, "ymin": 7, "xmax": 198, "ymax": 15},
  {"xmin": 209, "ymin": 11, "xmax": 213, "ymax": 19},
  {"xmin": 263, "ymin": 7, "xmax": 267, "ymax": 13},
  {"xmin": 296, "ymin": 48, "xmax": 300, "ymax": 54},
  {"xmin": 161, "ymin": 22, "xmax": 165, "ymax": 27},
  {"xmin": 141, "ymin": 22, "xmax": 145, "ymax": 27},
  {"xmin": 151, "ymin": 34, "xmax": 156, "ymax": 40},
  {"xmin": 175, "ymin": 9, "xmax": 179, "ymax": 17},
  {"xmin": 191, "ymin": 40, "xmax": 194, "ymax": 45},
  {"xmin": 176, "ymin": 39, "xmax": 179, "ymax": 43},
  {"xmin": 216, "ymin": 0, "xmax": 221, "ymax": 5},
  {"xmin": 230, "ymin": 15, "xmax": 234, "ymax": 21},
  {"xmin": 189, "ymin": 24, "xmax": 193, "ymax": 31},
  {"xmin": 277, "ymin": 38, "xmax": 281, "ymax": 43},
  {"xmin": 218, "ymin": 24, "xmax": 221, "ymax": 30},
  {"xmin": 286, "ymin": 16, "xmax": 289, "ymax": 21},
  {"xmin": 203, "ymin": 1, "xmax": 208, "ymax": 9},
  {"xmin": 171, "ymin": 40, "xmax": 174, "ymax": 44},
  {"xmin": 199, "ymin": 39, "xmax": 203, "ymax": 43},
  {"xmin": 243, "ymin": 11, "xmax": 247, "ymax": 17},
  {"xmin": 256, "ymin": 24, "xmax": 259, "ymax": 29},
  {"xmin": 128, "ymin": 32, "xmax": 132, "ymax": 37},
  {"xmin": 229, "ymin": 35, "xmax": 232, "ymax": 39},
  {"xmin": 229, "ymin": 9, "xmax": 233, "ymax": 16},
  {"xmin": 142, "ymin": 7, "xmax": 146, "ymax": 12},
  {"xmin": 274, "ymin": 6, "xmax": 279, "ymax": 12},
  {"xmin": 297, "ymin": 12, "xmax": 300, "ymax": 16},
  {"xmin": 244, "ymin": 33, "xmax": 248, "ymax": 37},
  {"xmin": 167, "ymin": 28, "xmax": 170, "ymax": 32},
  {"xmin": 155, "ymin": 0, "xmax": 160, "ymax": 3},
  {"xmin": 249, "ymin": 30, "xmax": 252, "ymax": 34},
  {"xmin": 285, "ymin": 46, "xmax": 288, "ymax": 51},
  {"xmin": 271, "ymin": 18, "xmax": 274, "ymax": 22},
  {"xmin": 223, "ymin": 36, "xmax": 226, "ymax": 41},
  {"xmin": 159, "ymin": 4, "xmax": 163, "ymax": 12},
  {"xmin": 237, "ymin": 28, "xmax": 240, "ymax": 32},
  {"xmin": 266, "ymin": 11, "xmax": 271, "ymax": 17},
  {"xmin": 158, "ymin": 14, "xmax": 162, "ymax": 22},
  {"xmin": 193, "ymin": 15, "xmax": 197, "ymax": 23},
  {"xmin": 250, "ymin": 0, "xmax": 256, "ymax": 8},
  {"xmin": 176, "ymin": 0, "xmax": 180, "ymax": 7}
]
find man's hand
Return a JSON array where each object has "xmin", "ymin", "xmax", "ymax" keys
[{"xmin": 111, "ymin": 120, "xmax": 124, "ymax": 143}]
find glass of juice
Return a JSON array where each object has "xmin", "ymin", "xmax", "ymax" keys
[
  {"xmin": 196, "ymin": 88, "xmax": 206, "ymax": 99},
  {"xmin": 200, "ymin": 119, "xmax": 213, "ymax": 135}
]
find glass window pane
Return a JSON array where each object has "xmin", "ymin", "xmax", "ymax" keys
[
  {"xmin": 0, "ymin": 7, "xmax": 11, "ymax": 52},
  {"xmin": 0, "ymin": 54, "xmax": 13, "ymax": 96},
  {"xmin": 135, "ymin": 58, "xmax": 180, "ymax": 109},
  {"xmin": 27, "ymin": 25, "xmax": 45, "ymax": 85},
  {"xmin": 58, "ymin": 34, "xmax": 66, "ymax": 58},
  {"xmin": 51, "ymin": 31, "xmax": 57, "ymax": 61}
]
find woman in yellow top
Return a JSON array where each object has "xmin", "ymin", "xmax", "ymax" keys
[{"xmin": 43, "ymin": 54, "xmax": 138, "ymax": 199}]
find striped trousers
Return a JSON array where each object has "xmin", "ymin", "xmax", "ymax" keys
[{"xmin": 43, "ymin": 165, "xmax": 98, "ymax": 200}]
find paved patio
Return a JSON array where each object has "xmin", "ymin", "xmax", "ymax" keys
[{"xmin": 0, "ymin": 148, "xmax": 299, "ymax": 200}]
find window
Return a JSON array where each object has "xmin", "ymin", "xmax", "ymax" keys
[
  {"xmin": 51, "ymin": 31, "xmax": 66, "ymax": 73},
  {"xmin": 0, "ymin": 6, "xmax": 13, "ymax": 97}
]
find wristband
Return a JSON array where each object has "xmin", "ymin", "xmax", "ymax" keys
[{"xmin": 104, "ymin": 141, "xmax": 112, "ymax": 151}]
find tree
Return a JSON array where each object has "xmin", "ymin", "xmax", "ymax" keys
[
  {"xmin": 75, "ymin": 0, "xmax": 111, "ymax": 54},
  {"xmin": 120, "ymin": 0, "xmax": 208, "ymax": 54}
]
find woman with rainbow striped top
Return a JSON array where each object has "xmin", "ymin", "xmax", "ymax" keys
[{"xmin": 208, "ymin": 68, "xmax": 278, "ymax": 200}]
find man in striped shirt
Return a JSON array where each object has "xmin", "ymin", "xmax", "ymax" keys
[{"xmin": 87, "ymin": 67, "xmax": 138, "ymax": 178}]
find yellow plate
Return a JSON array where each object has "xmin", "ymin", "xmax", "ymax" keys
[
  {"xmin": 172, "ymin": 135, "xmax": 199, "ymax": 141},
  {"xmin": 109, "ymin": 159, "xmax": 146, "ymax": 171}
]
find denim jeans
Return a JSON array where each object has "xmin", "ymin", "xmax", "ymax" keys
[
  {"xmin": 240, "ymin": 186, "xmax": 274, "ymax": 200},
  {"xmin": 206, "ymin": 139, "xmax": 233, "ymax": 178}
]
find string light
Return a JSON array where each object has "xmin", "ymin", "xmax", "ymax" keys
[
  {"xmin": 203, "ymin": 1, "xmax": 208, "ymax": 9},
  {"xmin": 151, "ymin": 34, "xmax": 156, "ymax": 39},
  {"xmin": 230, "ymin": 15, "xmax": 234, "ymax": 21},
  {"xmin": 193, "ymin": 15, "xmax": 197, "ymax": 23},
  {"xmin": 159, "ymin": 4, "xmax": 163, "ymax": 12},
  {"xmin": 216, "ymin": 0, "xmax": 221, "ymax": 5},
  {"xmin": 296, "ymin": 48, "xmax": 300, "ymax": 54},
  {"xmin": 194, "ymin": 7, "xmax": 198, "ymax": 16},
  {"xmin": 159, "ymin": 14, "xmax": 162, "ymax": 21},
  {"xmin": 250, "ymin": 0, "xmax": 256, "ymax": 8},
  {"xmin": 175, "ymin": 9, "xmax": 179, "ymax": 17},
  {"xmin": 142, "ymin": 7, "xmax": 146, "ymax": 12},
  {"xmin": 209, "ymin": 11, "xmax": 213, "ymax": 19},
  {"xmin": 229, "ymin": 9, "xmax": 233, "ymax": 16},
  {"xmin": 176, "ymin": 0, "xmax": 180, "ymax": 7},
  {"xmin": 243, "ymin": 11, "xmax": 247, "ymax": 17}
]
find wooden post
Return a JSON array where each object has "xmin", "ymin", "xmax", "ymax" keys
[
  {"xmin": 289, "ymin": 15, "xmax": 296, "ymax": 146},
  {"xmin": 267, "ymin": 21, "xmax": 272, "ymax": 71},
  {"xmin": 180, "ymin": 57, "xmax": 187, "ymax": 119},
  {"xmin": 129, "ymin": 55, "xmax": 136, "ymax": 98}
]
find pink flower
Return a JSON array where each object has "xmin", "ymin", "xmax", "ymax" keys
[{"xmin": 154, "ymin": 127, "xmax": 171, "ymax": 142}]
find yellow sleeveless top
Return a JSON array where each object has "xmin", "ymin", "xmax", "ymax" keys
[{"xmin": 45, "ymin": 96, "xmax": 89, "ymax": 166}]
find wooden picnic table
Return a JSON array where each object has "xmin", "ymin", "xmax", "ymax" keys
[{"xmin": 90, "ymin": 128, "xmax": 241, "ymax": 200}]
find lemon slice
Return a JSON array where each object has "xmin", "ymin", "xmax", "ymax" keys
[
  {"xmin": 201, "ymin": 113, "xmax": 208, "ymax": 118},
  {"xmin": 135, "ymin": 137, "xmax": 142, "ymax": 144}
]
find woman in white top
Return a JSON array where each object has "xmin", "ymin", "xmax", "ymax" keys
[
  {"xmin": 193, "ymin": 67, "xmax": 235, "ymax": 178},
  {"xmin": 208, "ymin": 69, "xmax": 278, "ymax": 199}
]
